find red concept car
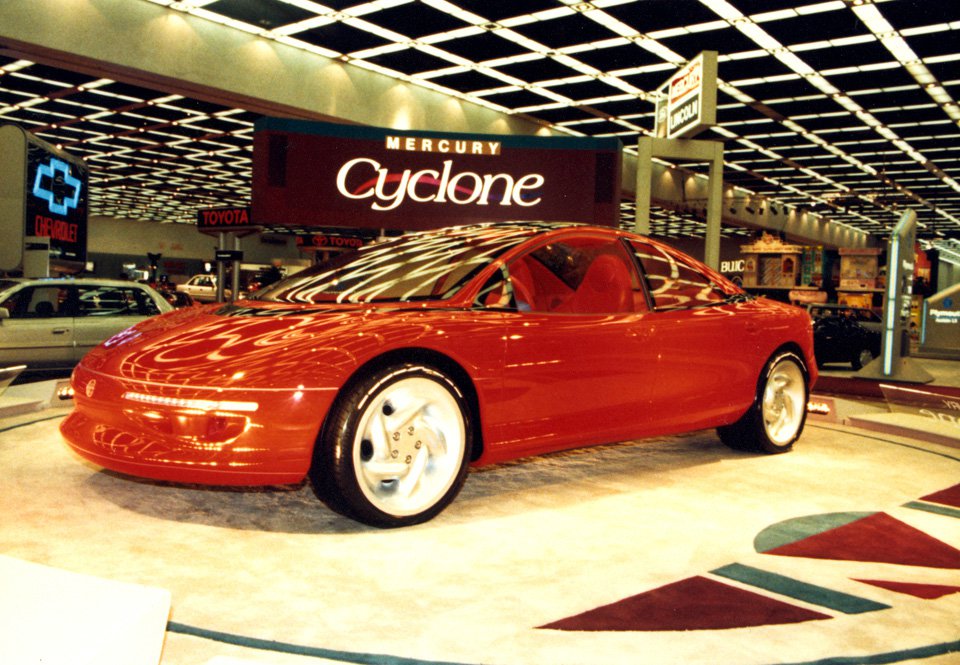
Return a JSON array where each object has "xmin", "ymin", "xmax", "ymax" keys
[{"xmin": 62, "ymin": 223, "xmax": 816, "ymax": 527}]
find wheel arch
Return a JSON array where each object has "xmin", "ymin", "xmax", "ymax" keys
[
  {"xmin": 728, "ymin": 341, "xmax": 811, "ymax": 426},
  {"xmin": 317, "ymin": 347, "xmax": 485, "ymax": 463},
  {"xmin": 770, "ymin": 341, "xmax": 811, "ymax": 378}
]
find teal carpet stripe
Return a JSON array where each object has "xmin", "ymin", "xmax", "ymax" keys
[
  {"xmin": 712, "ymin": 563, "xmax": 889, "ymax": 614},
  {"xmin": 169, "ymin": 619, "xmax": 960, "ymax": 665},
  {"xmin": 166, "ymin": 621, "xmax": 473, "ymax": 665},
  {"xmin": 904, "ymin": 500, "xmax": 960, "ymax": 520},
  {"xmin": 773, "ymin": 639, "xmax": 960, "ymax": 665}
]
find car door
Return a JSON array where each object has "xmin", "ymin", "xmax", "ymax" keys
[
  {"xmin": 0, "ymin": 283, "xmax": 76, "ymax": 369},
  {"xmin": 182, "ymin": 275, "xmax": 211, "ymax": 301},
  {"xmin": 627, "ymin": 240, "xmax": 761, "ymax": 432},
  {"xmin": 73, "ymin": 283, "xmax": 164, "ymax": 361},
  {"xmin": 484, "ymin": 235, "xmax": 658, "ymax": 458}
]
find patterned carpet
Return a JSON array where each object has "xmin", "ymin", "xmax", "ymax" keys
[{"xmin": 1, "ymin": 412, "xmax": 958, "ymax": 665}]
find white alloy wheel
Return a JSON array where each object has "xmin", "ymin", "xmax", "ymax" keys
[
  {"xmin": 761, "ymin": 357, "xmax": 806, "ymax": 446},
  {"xmin": 352, "ymin": 374, "xmax": 466, "ymax": 518}
]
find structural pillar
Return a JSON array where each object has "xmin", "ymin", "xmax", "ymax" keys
[{"xmin": 634, "ymin": 137, "xmax": 723, "ymax": 270}]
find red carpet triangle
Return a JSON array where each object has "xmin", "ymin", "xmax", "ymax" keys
[
  {"xmin": 538, "ymin": 576, "xmax": 830, "ymax": 632},
  {"xmin": 855, "ymin": 579, "xmax": 960, "ymax": 600},
  {"xmin": 767, "ymin": 512, "xmax": 960, "ymax": 569},
  {"xmin": 921, "ymin": 484, "xmax": 960, "ymax": 509}
]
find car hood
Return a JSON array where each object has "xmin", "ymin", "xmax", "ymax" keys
[{"xmin": 78, "ymin": 300, "xmax": 446, "ymax": 390}]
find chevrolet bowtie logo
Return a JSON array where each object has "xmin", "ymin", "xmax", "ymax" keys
[{"xmin": 33, "ymin": 157, "xmax": 82, "ymax": 215}]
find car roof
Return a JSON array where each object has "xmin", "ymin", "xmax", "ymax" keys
[
  {"xmin": 2, "ymin": 277, "xmax": 158, "ymax": 288},
  {"xmin": 0, "ymin": 277, "xmax": 168, "ymax": 301}
]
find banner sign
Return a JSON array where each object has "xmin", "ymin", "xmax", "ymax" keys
[
  {"xmin": 654, "ymin": 51, "xmax": 718, "ymax": 140},
  {"xmin": 25, "ymin": 131, "xmax": 88, "ymax": 265},
  {"xmin": 1, "ymin": 124, "xmax": 88, "ymax": 270},
  {"xmin": 215, "ymin": 250, "xmax": 244, "ymax": 262},
  {"xmin": 920, "ymin": 282, "xmax": 960, "ymax": 359},
  {"xmin": 252, "ymin": 118, "xmax": 622, "ymax": 231},
  {"xmin": 295, "ymin": 234, "xmax": 365, "ymax": 251},
  {"xmin": 197, "ymin": 206, "xmax": 254, "ymax": 230}
]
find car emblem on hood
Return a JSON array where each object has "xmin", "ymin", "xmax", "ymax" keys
[{"xmin": 85, "ymin": 379, "xmax": 96, "ymax": 398}]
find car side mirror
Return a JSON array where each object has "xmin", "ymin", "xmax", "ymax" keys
[{"xmin": 0, "ymin": 306, "xmax": 8, "ymax": 322}]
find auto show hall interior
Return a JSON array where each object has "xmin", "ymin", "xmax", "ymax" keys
[{"xmin": 1, "ymin": 1, "xmax": 960, "ymax": 664}]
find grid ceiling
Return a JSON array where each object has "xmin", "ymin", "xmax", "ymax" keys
[{"xmin": 1, "ymin": 0, "xmax": 959, "ymax": 244}]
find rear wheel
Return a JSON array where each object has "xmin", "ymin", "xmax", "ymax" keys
[
  {"xmin": 718, "ymin": 351, "xmax": 808, "ymax": 454},
  {"xmin": 311, "ymin": 363, "xmax": 472, "ymax": 528}
]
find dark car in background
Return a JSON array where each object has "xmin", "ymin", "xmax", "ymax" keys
[{"xmin": 808, "ymin": 304, "xmax": 882, "ymax": 369}]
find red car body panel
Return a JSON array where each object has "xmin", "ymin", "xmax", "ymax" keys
[{"xmin": 61, "ymin": 225, "xmax": 816, "ymax": 486}]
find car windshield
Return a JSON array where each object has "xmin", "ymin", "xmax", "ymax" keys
[{"xmin": 253, "ymin": 225, "xmax": 532, "ymax": 304}]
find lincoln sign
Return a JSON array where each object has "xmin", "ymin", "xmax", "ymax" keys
[
  {"xmin": 252, "ymin": 118, "xmax": 622, "ymax": 230},
  {"xmin": 654, "ymin": 51, "xmax": 718, "ymax": 140}
]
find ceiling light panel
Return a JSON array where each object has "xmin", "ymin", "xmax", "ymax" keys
[{"xmin": 1, "ymin": 0, "xmax": 958, "ymax": 234}]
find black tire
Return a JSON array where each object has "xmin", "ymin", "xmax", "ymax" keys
[
  {"xmin": 310, "ymin": 363, "xmax": 472, "ymax": 528},
  {"xmin": 851, "ymin": 347, "xmax": 873, "ymax": 370},
  {"xmin": 717, "ymin": 351, "xmax": 809, "ymax": 454}
]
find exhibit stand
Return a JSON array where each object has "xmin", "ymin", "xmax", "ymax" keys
[
  {"xmin": 837, "ymin": 247, "xmax": 883, "ymax": 309},
  {"xmin": 739, "ymin": 233, "xmax": 824, "ymax": 303},
  {"xmin": 920, "ymin": 281, "xmax": 960, "ymax": 360}
]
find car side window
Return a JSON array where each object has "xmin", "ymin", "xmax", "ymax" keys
[
  {"xmin": 629, "ymin": 240, "xmax": 728, "ymax": 311},
  {"xmin": 77, "ymin": 285, "xmax": 161, "ymax": 317},
  {"xmin": 0, "ymin": 286, "xmax": 72, "ymax": 319},
  {"xmin": 475, "ymin": 266, "xmax": 512, "ymax": 309},
  {"xmin": 504, "ymin": 237, "xmax": 640, "ymax": 314}
]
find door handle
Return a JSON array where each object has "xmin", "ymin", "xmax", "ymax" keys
[{"xmin": 51, "ymin": 328, "xmax": 69, "ymax": 335}]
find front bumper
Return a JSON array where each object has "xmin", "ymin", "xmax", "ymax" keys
[{"xmin": 60, "ymin": 364, "xmax": 336, "ymax": 486}]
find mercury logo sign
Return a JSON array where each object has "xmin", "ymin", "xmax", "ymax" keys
[
  {"xmin": 336, "ymin": 157, "xmax": 544, "ymax": 212},
  {"xmin": 669, "ymin": 59, "xmax": 702, "ymax": 104},
  {"xmin": 385, "ymin": 135, "xmax": 502, "ymax": 156}
]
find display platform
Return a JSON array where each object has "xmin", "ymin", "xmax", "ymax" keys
[{"xmin": 1, "ymin": 394, "xmax": 959, "ymax": 665}]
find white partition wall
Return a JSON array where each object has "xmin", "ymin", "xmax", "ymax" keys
[{"xmin": 0, "ymin": 556, "xmax": 171, "ymax": 665}]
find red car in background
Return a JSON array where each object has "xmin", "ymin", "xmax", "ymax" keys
[{"xmin": 61, "ymin": 223, "xmax": 816, "ymax": 527}]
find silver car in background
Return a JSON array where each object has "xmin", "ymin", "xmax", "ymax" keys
[
  {"xmin": 178, "ymin": 274, "xmax": 231, "ymax": 302},
  {"xmin": 0, "ymin": 278, "xmax": 172, "ymax": 373}
]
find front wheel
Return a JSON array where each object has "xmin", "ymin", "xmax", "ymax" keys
[
  {"xmin": 718, "ymin": 351, "xmax": 809, "ymax": 454},
  {"xmin": 311, "ymin": 363, "xmax": 472, "ymax": 528}
]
